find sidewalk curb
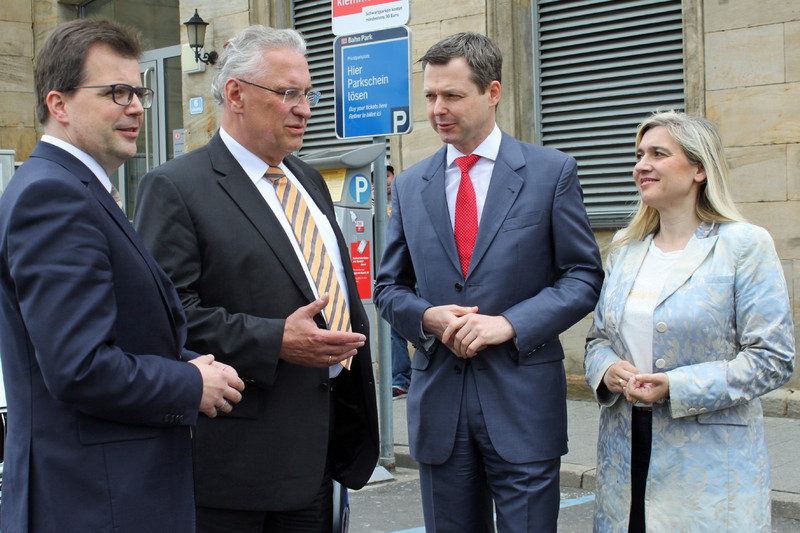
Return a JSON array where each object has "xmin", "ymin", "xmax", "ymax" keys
[{"xmin": 393, "ymin": 451, "xmax": 800, "ymax": 520}]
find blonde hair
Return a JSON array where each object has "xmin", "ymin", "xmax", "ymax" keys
[{"xmin": 614, "ymin": 111, "xmax": 744, "ymax": 247}]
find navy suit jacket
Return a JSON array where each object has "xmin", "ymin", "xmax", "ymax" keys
[
  {"xmin": 134, "ymin": 132, "xmax": 379, "ymax": 511},
  {"xmin": 0, "ymin": 142, "xmax": 203, "ymax": 532},
  {"xmin": 374, "ymin": 133, "xmax": 603, "ymax": 464}
]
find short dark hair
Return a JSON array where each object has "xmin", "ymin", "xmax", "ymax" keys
[
  {"xmin": 35, "ymin": 18, "xmax": 142, "ymax": 124},
  {"xmin": 386, "ymin": 165, "xmax": 394, "ymax": 174},
  {"xmin": 419, "ymin": 32, "xmax": 502, "ymax": 93}
]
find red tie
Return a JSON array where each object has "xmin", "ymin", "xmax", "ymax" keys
[{"xmin": 454, "ymin": 154, "xmax": 481, "ymax": 278}]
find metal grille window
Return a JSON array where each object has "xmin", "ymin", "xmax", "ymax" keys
[
  {"xmin": 533, "ymin": 0, "xmax": 684, "ymax": 228},
  {"xmin": 293, "ymin": 0, "xmax": 381, "ymax": 157}
]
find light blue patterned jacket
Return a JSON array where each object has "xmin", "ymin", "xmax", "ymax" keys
[{"xmin": 585, "ymin": 221, "xmax": 795, "ymax": 533}]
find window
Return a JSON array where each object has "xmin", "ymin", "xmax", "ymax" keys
[{"xmin": 533, "ymin": 0, "xmax": 684, "ymax": 228}]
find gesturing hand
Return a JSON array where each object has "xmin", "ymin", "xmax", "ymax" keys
[{"xmin": 279, "ymin": 295, "xmax": 366, "ymax": 368}]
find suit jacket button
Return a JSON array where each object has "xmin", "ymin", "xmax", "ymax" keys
[
  {"xmin": 688, "ymin": 407, "xmax": 698, "ymax": 415},
  {"xmin": 319, "ymin": 382, "xmax": 330, "ymax": 392},
  {"xmin": 654, "ymin": 358, "xmax": 666, "ymax": 369},
  {"xmin": 454, "ymin": 283, "xmax": 463, "ymax": 292},
  {"xmin": 454, "ymin": 365, "xmax": 462, "ymax": 374},
  {"xmin": 656, "ymin": 322, "xmax": 668, "ymax": 333}
]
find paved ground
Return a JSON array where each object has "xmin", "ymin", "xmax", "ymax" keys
[{"xmin": 385, "ymin": 395, "xmax": 800, "ymax": 520}]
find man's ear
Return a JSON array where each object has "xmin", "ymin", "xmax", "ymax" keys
[
  {"xmin": 225, "ymin": 78, "xmax": 245, "ymax": 113},
  {"xmin": 487, "ymin": 80, "xmax": 502, "ymax": 107},
  {"xmin": 45, "ymin": 90, "xmax": 70, "ymax": 125}
]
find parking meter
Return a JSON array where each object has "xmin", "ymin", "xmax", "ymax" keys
[{"xmin": 301, "ymin": 144, "xmax": 385, "ymax": 370}]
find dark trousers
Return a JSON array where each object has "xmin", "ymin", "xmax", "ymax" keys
[
  {"xmin": 196, "ymin": 381, "xmax": 339, "ymax": 533},
  {"xmin": 418, "ymin": 364, "xmax": 560, "ymax": 532},
  {"xmin": 629, "ymin": 408, "xmax": 652, "ymax": 533},
  {"xmin": 195, "ymin": 472, "xmax": 333, "ymax": 533}
]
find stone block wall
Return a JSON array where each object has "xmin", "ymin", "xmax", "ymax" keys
[
  {"xmin": 702, "ymin": 0, "xmax": 800, "ymax": 387},
  {"xmin": 0, "ymin": 0, "xmax": 36, "ymax": 160}
]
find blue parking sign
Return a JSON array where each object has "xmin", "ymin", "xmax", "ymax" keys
[{"xmin": 334, "ymin": 27, "xmax": 412, "ymax": 139}]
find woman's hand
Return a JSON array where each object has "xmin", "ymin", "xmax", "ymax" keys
[
  {"xmin": 602, "ymin": 361, "xmax": 642, "ymax": 394},
  {"xmin": 626, "ymin": 373, "xmax": 669, "ymax": 404}
]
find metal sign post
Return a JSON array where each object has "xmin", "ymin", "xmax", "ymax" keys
[{"xmin": 331, "ymin": 1, "xmax": 412, "ymax": 472}]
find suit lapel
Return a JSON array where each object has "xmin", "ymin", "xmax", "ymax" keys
[
  {"xmin": 657, "ymin": 222, "xmax": 718, "ymax": 305},
  {"xmin": 610, "ymin": 237, "xmax": 652, "ymax": 325},
  {"xmin": 210, "ymin": 139, "xmax": 317, "ymax": 304},
  {"xmin": 36, "ymin": 143, "xmax": 182, "ymax": 341},
  {"xmin": 420, "ymin": 150, "xmax": 463, "ymax": 277},
  {"xmin": 468, "ymin": 135, "xmax": 524, "ymax": 279},
  {"xmin": 89, "ymin": 172, "xmax": 183, "ymax": 337}
]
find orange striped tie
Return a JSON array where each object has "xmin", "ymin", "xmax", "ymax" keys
[{"xmin": 267, "ymin": 167, "xmax": 352, "ymax": 369}]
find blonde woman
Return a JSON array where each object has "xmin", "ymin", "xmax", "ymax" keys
[{"xmin": 585, "ymin": 111, "xmax": 794, "ymax": 532}]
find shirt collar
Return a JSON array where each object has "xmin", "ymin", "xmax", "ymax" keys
[
  {"xmin": 446, "ymin": 124, "xmax": 501, "ymax": 167},
  {"xmin": 218, "ymin": 127, "xmax": 279, "ymax": 185},
  {"xmin": 40, "ymin": 134, "xmax": 113, "ymax": 192}
]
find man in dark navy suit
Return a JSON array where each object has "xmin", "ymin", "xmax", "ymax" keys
[{"xmin": 0, "ymin": 18, "xmax": 243, "ymax": 532}]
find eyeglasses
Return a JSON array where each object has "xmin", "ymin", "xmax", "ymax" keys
[
  {"xmin": 237, "ymin": 79, "xmax": 320, "ymax": 108},
  {"xmin": 71, "ymin": 84, "xmax": 154, "ymax": 109}
]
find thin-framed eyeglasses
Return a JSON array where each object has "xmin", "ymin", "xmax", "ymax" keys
[
  {"xmin": 237, "ymin": 79, "xmax": 320, "ymax": 108},
  {"xmin": 71, "ymin": 84, "xmax": 154, "ymax": 109}
]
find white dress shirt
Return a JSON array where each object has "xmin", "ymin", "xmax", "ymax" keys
[
  {"xmin": 219, "ymin": 129, "xmax": 350, "ymax": 376},
  {"xmin": 444, "ymin": 124, "xmax": 502, "ymax": 229}
]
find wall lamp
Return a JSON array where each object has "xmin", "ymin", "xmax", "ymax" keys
[{"xmin": 184, "ymin": 9, "xmax": 218, "ymax": 65}]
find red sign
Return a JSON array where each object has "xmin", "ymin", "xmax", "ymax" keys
[
  {"xmin": 333, "ymin": 0, "xmax": 397, "ymax": 17},
  {"xmin": 350, "ymin": 241, "xmax": 372, "ymax": 299},
  {"xmin": 332, "ymin": 0, "xmax": 409, "ymax": 36}
]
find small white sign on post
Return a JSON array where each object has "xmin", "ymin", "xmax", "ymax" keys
[{"xmin": 332, "ymin": 0, "xmax": 410, "ymax": 36}]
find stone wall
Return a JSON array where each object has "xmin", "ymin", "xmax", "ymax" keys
[
  {"xmin": 0, "ymin": 0, "xmax": 36, "ymax": 160},
  {"xmin": 701, "ymin": 0, "xmax": 800, "ymax": 387}
]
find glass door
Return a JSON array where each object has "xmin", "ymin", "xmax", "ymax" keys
[{"xmin": 117, "ymin": 45, "xmax": 183, "ymax": 217}]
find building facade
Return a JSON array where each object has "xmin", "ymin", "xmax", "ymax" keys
[{"xmin": 2, "ymin": 0, "xmax": 798, "ymax": 392}]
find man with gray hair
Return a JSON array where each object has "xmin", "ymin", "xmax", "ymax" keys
[
  {"xmin": 135, "ymin": 25, "xmax": 378, "ymax": 532},
  {"xmin": 375, "ymin": 32, "xmax": 603, "ymax": 532}
]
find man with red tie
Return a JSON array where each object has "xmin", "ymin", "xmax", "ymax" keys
[
  {"xmin": 374, "ymin": 32, "xmax": 603, "ymax": 532},
  {"xmin": 134, "ymin": 25, "xmax": 378, "ymax": 533}
]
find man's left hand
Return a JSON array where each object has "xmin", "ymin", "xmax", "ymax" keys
[{"xmin": 442, "ymin": 314, "xmax": 515, "ymax": 359}]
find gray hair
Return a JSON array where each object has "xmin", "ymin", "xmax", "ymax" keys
[
  {"xmin": 211, "ymin": 25, "xmax": 307, "ymax": 105},
  {"xmin": 420, "ymin": 32, "xmax": 502, "ymax": 93}
]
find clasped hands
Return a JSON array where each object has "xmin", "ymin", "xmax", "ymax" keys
[
  {"xmin": 603, "ymin": 360, "xmax": 669, "ymax": 404},
  {"xmin": 189, "ymin": 355, "xmax": 245, "ymax": 418},
  {"xmin": 422, "ymin": 304, "xmax": 515, "ymax": 359}
]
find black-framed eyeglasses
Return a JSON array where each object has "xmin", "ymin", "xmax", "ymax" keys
[
  {"xmin": 71, "ymin": 84, "xmax": 154, "ymax": 109},
  {"xmin": 237, "ymin": 79, "xmax": 320, "ymax": 108}
]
